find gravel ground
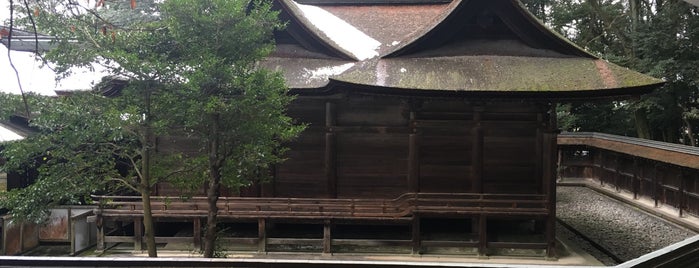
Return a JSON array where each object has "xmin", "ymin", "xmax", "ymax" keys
[{"xmin": 557, "ymin": 186, "xmax": 696, "ymax": 264}]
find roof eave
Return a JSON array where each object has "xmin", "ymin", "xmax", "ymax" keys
[{"xmin": 306, "ymin": 79, "xmax": 664, "ymax": 101}]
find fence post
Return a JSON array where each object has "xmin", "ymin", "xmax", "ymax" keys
[
  {"xmin": 258, "ymin": 218, "xmax": 266, "ymax": 253},
  {"xmin": 653, "ymin": 164, "xmax": 660, "ymax": 207},
  {"xmin": 411, "ymin": 216, "xmax": 420, "ymax": 255},
  {"xmin": 633, "ymin": 157, "xmax": 639, "ymax": 199},
  {"xmin": 614, "ymin": 154, "xmax": 620, "ymax": 192},
  {"xmin": 678, "ymin": 169, "xmax": 685, "ymax": 218},
  {"xmin": 323, "ymin": 220, "xmax": 332, "ymax": 254}
]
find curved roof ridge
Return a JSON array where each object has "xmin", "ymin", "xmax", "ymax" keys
[
  {"xmin": 280, "ymin": 0, "xmax": 386, "ymax": 61},
  {"xmin": 277, "ymin": 0, "xmax": 357, "ymax": 60},
  {"xmin": 384, "ymin": 0, "xmax": 597, "ymax": 58},
  {"xmin": 380, "ymin": 0, "xmax": 462, "ymax": 57}
]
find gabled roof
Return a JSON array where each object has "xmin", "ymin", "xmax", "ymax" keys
[
  {"xmin": 0, "ymin": 26, "xmax": 55, "ymax": 52},
  {"xmin": 0, "ymin": 116, "xmax": 32, "ymax": 143},
  {"xmin": 263, "ymin": 0, "xmax": 664, "ymax": 99}
]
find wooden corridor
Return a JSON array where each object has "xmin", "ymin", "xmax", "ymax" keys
[{"xmin": 92, "ymin": 193, "xmax": 552, "ymax": 256}]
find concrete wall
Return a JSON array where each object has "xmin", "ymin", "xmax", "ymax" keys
[
  {"xmin": 1, "ymin": 207, "xmax": 96, "ymax": 256},
  {"xmin": 1, "ymin": 216, "xmax": 39, "ymax": 255}
]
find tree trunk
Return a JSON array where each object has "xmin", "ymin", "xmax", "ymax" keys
[
  {"xmin": 141, "ymin": 89, "xmax": 157, "ymax": 257},
  {"xmin": 203, "ymin": 114, "xmax": 222, "ymax": 258},
  {"xmin": 634, "ymin": 109, "xmax": 652, "ymax": 139},
  {"xmin": 630, "ymin": 0, "xmax": 639, "ymax": 59},
  {"xmin": 140, "ymin": 185, "xmax": 157, "ymax": 257},
  {"xmin": 684, "ymin": 118, "xmax": 697, "ymax": 146}
]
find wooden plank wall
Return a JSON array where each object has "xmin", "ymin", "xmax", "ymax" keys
[
  {"xmin": 272, "ymin": 94, "xmax": 550, "ymax": 198},
  {"xmin": 151, "ymin": 93, "xmax": 551, "ymax": 199},
  {"xmin": 275, "ymin": 98, "xmax": 327, "ymax": 197}
]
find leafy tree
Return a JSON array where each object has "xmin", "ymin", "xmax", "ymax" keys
[
  {"xmin": 4, "ymin": 0, "xmax": 303, "ymax": 258},
  {"xmin": 4, "ymin": 0, "xmax": 176, "ymax": 257},
  {"xmin": 158, "ymin": 0, "xmax": 304, "ymax": 257}
]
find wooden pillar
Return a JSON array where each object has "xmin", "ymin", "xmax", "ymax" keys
[
  {"xmin": 654, "ymin": 164, "xmax": 660, "ymax": 207},
  {"xmin": 472, "ymin": 106, "xmax": 484, "ymax": 193},
  {"xmin": 614, "ymin": 154, "xmax": 621, "ymax": 192},
  {"xmin": 193, "ymin": 218, "xmax": 201, "ymax": 250},
  {"xmin": 134, "ymin": 218, "xmax": 143, "ymax": 251},
  {"xmin": 537, "ymin": 113, "xmax": 544, "ymax": 192},
  {"xmin": 543, "ymin": 103, "xmax": 558, "ymax": 259},
  {"xmin": 678, "ymin": 169, "xmax": 686, "ymax": 218},
  {"xmin": 323, "ymin": 220, "xmax": 332, "ymax": 254},
  {"xmin": 258, "ymin": 219, "xmax": 267, "ymax": 253},
  {"xmin": 95, "ymin": 212, "xmax": 105, "ymax": 253},
  {"xmin": 478, "ymin": 215, "xmax": 487, "ymax": 257},
  {"xmin": 325, "ymin": 102, "xmax": 337, "ymax": 198},
  {"xmin": 633, "ymin": 158, "xmax": 640, "ymax": 200},
  {"xmin": 408, "ymin": 133, "xmax": 420, "ymax": 193},
  {"xmin": 411, "ymin": 216, "xmax": 421, "ymax": 255}
]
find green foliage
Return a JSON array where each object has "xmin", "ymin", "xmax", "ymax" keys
[
  {"xmin": 0, "ymin": 93, "xmax": 24, "ymax": 119},
  {"xmin": 155, "ymin": 0, "xmax": 304, "ymax": 257},
  {"xmin": 157, "ymin": 0, "xmax": 303, "ymax": 190},
  {"xmin": 3, "ymin": 0, "xmax": 303, "ymax": 231},
  {"xmin": 0, "ymin": 93, "xmax": 131, "ymax": 223}
]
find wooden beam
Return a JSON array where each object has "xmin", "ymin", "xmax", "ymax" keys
[
  {"xmin": 258, "ymin": 219, "xmax": 266, "ymax": 253},
  {"xmin": 537, "ymin": 113, "xmax": 544, "ymax": 193},
  {"xmin": 133, "ymin": 218, "xmax": 143, "ymax": 251},
  {"xmin": 408, "ymin": 133, "xmax": 420, "ymax": 192},
  {"xmin": 325, "ymin": 102, "xmax": 336, "ymax": 127},
  {"xmin": 193, "ymin": 218, "xmax": 201, "ymax": 250},
  {"xmin": 472, "ymin": 107, "xmax": 484, "ymax": 193},
  {"xmin": 411, "ymin": 216, "xmax": 421, "ymax": 255},
  {"xmin": 323, "ymin": 220, "xmax": 332, "ymax": 254},
  {"xmin": 544, "ymin": 104, "xmax": 557, "ymax": 259},
  {"xmin": 95, "ymin": 213, "xmax": 105, "ymax": 253},
  {"xmin": 478, "ymin": 215, "xmax": 487, "ymax": 257},
  {"xmin": 325, "ymin": 133, "xmax": 337, "ymax": 198},
  {"xmin": 325, "ymin": 102, "xmax": 337, "ymax": 198}
]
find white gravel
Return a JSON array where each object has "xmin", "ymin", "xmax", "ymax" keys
[{"xmin": 556, "ymin": 186, "xmax": 696, "ymax": 263}]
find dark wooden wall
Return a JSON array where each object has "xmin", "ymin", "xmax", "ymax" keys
[
  {"xmin": 151, "ymin": 92, "xmax": 554, "ymax": 199},
  {"xmin": 270, "ymin": 92, "xmax": 552, "ymax": 199}
]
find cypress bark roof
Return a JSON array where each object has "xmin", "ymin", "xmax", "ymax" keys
[{"xmin": 262, "ymin": 0, "xmax": 664, "ymax": 99}]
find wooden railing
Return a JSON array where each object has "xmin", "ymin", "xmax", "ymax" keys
[
  {"xmin": 92, "ymin": 193, "xmax": 550, "ymax": 220},
  {"xmin": 558, "ymin": 132, "xmax": 699, "ymax": 217}
]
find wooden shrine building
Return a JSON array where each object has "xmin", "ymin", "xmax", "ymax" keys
[{"xmin": 93, "ymin": 0, "xmax": 663, "ymax": 258}]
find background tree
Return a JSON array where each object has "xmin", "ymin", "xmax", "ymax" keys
[{"xmin": 522, "ymin": 0, "xmax": 699, "ymax": 145}]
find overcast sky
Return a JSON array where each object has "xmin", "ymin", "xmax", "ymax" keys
[{"xmin": 1, "ymin": 0, "xmax": 103, "ymax": 96}]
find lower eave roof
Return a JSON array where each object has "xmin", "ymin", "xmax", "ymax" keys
[{"xmin": 266, "ymin": 54, "xmax": 663, "ymax": 99}]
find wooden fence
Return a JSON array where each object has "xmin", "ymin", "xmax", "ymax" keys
[{"xmin": 558, "ymin": 132, "xmax": 699, "ymax": 217}]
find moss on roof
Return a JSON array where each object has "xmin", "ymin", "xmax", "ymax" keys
[{"xmin": 333, "ymin": 56, "xmax": 662, "ymax": 92}]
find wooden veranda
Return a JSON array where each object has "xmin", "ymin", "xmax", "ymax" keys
[{"xmin": 93, "ymin": 192, "xmax": 552, "ymax": 255}]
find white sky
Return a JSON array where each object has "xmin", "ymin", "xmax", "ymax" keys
[
  {"xmin": 0, "ymin": 123, "xmax": 23, "ymax": 142},
  {"xmin": 1, "ymin": 0, "xmax": 104, "ymax": 96}
]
